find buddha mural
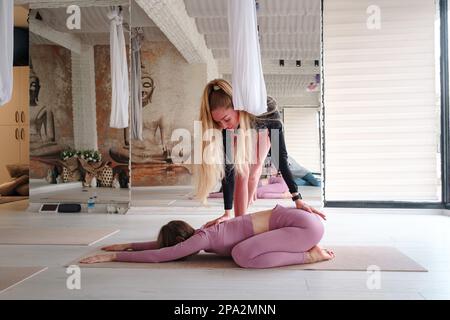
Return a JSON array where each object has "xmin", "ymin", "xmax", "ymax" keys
[{"xmin": 29, "ymin": 60, "xmax": 63, "ymax": 158}]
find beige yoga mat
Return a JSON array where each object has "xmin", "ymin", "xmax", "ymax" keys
[
  {"xmin": 0, "ymin": 267, "xmax": 48, "ymax": 294},
  {"xmin": 69, "ymin": 246, "xmax": 427, "ymax": 272},
  {"xmin": 0, "ymin": 228, "xmax": 120, "ymax": 246}
]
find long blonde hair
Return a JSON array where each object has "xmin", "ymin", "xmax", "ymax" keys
[{"xmin": 194, "ymin": 79, "xmax": 256, "ymax": 204}]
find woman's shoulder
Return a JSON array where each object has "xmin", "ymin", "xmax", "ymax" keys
[
  {"xmin": 266, "ymin": 96, "xmax": 278, "ymax": 113},
  {"xmin": 256, "ymin": 96, "xmax": 280, "ymax": 120}
]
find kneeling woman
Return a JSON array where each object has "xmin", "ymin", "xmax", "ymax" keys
[{"xmin": 80, "ymin": 205, "xmax": 334, "ymax": 269}]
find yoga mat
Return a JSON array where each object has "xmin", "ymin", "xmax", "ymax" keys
[
  {"xmin": 0, "ymin": 267, "xmax": 48, "ymax": 294},
  {"xmin": 68, "ymin": 246, "xmax": 427, "ymax": 272},
  {"xmin": 0, "ymin": 228, "xmax": 120, "ymax": 246}
]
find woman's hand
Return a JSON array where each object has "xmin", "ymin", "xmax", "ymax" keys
[
  {"xmin": 295, "ymin": 199, "xmax": 326, "ymax": 221},
  {"xmin": 101, "ymin": 243, "xmax": 131, "ymax": 251},
  {"xmin": 79, "ymin": 253, "xmax": 116, "ymax": 264},
  {"xmin": 203, "ymin": 211, "xmax": 231, "ymax": 228}
]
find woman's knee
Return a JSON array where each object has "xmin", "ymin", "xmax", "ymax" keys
[
  {"xmin": 307, "ymin": 216, "xmax": 324, "ymax": 244},
  {"xmin": 235, "ymin": 176, "xmax": 249, "ymax": 188},
  {"xmin": 231, "ymin": 244, "xmax": 252, "ymax": 268},
  {"xmin": 236, "ymin": 167, "xmax": 250, "ymax": 182},
  {"xmin": 248, "ymin": 172, "xmax": 260, "ymax": 185},
  {"xmin": 291, "ymin": 210, "xmax": 324, "ymax": 244}
]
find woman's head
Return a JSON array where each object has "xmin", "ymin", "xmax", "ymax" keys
[
  {"xmin": 157, "ymin": 220, "xmax": 196, "ymax": 248},
  {"xmin": 203, "ymin": 79, "xmax": 240, "ymax": 130}
]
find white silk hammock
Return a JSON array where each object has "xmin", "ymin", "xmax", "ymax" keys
[
  {"xmin": 0, "ymin": 0, "xmax": 14, "ymax": 107},
  {"xmin": 228, "ymin": 0, "xmax": 267, "ymax": 116},
  {"xmin": 107, "ymin": 6, "xmax": 129, "ymax": 129}
]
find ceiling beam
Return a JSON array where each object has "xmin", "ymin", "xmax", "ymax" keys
[
  {"xmin": 135, "ymin": 0, "xmax": 218, "ymax": 80},
  {"xmin": 29, "ymin": 16, "xmax": 81, "ymax": 53}
]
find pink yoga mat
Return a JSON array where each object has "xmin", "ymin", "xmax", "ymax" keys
[{"xmin": 68, "ymin": 246, "xmax": 427, "ymax": 272}]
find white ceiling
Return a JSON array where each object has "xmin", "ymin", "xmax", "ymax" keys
[
  {"xmin": 184, "ymin": 0, "xmax": 321, "ymax": 105},
  {"xmin": 184, "ymin": 0, "xmax": 320, "ymax": 60},
  {"xmin": 30, "ymin": 6, "xmax": 130, "ymax": 33},
  {"xmin": 29, "ymin": 0, "xmax": 321, "ymax": 106},
  {"xmin": 184, "ymin": 0, "xmax": 320, "ymax": 17},
  {"xmin": 29, "ymin": 6, "xmax": 134, "ymax": 45}
]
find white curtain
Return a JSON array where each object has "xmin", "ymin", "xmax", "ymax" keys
[
  {"xmin": 323, "ymin": 0, "xmax": 439, "ymax": 201},
  {"xmin": 228, "ymin": 0, "xmax": 267, "ymax": 115},
  {"xmin": 108, "ymin": 7, "xmax": 129, "ymax": 129},
  {"xmin": 0, "ymin": 0, "xmax": 14, "ymax": 107}
]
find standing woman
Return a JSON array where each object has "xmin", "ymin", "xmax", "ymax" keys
[{"xmin": 195, "ymin": 79, "xmax": 324, "ymax": 226}]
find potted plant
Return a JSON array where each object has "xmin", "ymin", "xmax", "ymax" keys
[
  {"xmin": 77, "ymin": 150, "xmax": 113, "ymax": 188},
  {"xmin": 60, "ymin": 148, "xmax": 81, "ymax": 183}
]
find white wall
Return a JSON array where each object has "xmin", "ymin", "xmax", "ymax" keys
[{"xmin": 283, "ymin": 107, "xmax": 321, "ymax": 173}]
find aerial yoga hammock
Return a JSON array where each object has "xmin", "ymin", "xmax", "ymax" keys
[
  {"xmin": 108, "ymin": 6, "xmax": 129, "ymax": 129},
  {"xmin": 228, "ymin": 0, "xmax": 267, "ymax": 116}
]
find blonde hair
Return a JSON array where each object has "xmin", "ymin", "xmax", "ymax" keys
[{"xmin": 194, "ymin": 79, "xmax": 256, "ymax": 204}]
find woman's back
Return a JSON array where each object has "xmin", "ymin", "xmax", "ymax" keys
[{"xmin": 200, "ymin": 214, "xmax": 254, "ymax": 255}]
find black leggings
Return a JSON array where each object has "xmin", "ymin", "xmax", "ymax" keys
[{"xmin": 267, "ymin": 125, "xmax": 298, "ymax": 194}]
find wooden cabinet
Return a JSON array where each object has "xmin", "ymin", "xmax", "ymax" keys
[
  {"xmin": 0, "ymin": 127, "xmax": 22, "ymax": 183},
  {"xmin": 0, "ymin": 72, "xmax": 20, "ymax": 126},
  {"xmin": 19, "ymin": 126, "xmax": 29, "ymax": 165},
  {"xmin": 0, "ymin": 67, "xmax": 29, "ymax": 183},
  {"xmin": 17, "ymin": 67, "xmax": 29, "ymax": 165}
]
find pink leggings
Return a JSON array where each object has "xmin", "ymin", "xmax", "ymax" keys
[{"xmin": 231, "ymin": 205, "xmax": 324, "ymax": 268}]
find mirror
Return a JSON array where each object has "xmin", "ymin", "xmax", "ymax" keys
[
  {"xmin": 28, "ymin": 3, "xmax": 131, "ymax": 214},
  {"xmin": 128, "ymin": 0, "xmax": 322, "ymax": 213}
]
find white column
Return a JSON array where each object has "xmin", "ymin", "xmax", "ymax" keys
[{"xmin": 71, "ymin": 44, "xmax": 97, "ymax": 150}]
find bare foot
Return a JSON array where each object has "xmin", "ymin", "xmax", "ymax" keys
[{"xmin": 306, "ymin": 245, "xmax": 335, "ymax": 264}]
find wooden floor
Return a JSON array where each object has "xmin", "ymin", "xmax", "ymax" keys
[{"xmin": 0, "ymin": 198, "xmax": 449, "ymax": 300}]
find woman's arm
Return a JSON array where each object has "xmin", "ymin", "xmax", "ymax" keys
[
  {"xmin": 130, "ymin": 241, "xmax": 159, "ymax": 251},
  {"xmin": 222, "ymin": 163, "xmax": 235, "ymax": 211},
  {"xmin": 112, "ymin": 231, "xmax": 210, "ymax": 263},
  {"xmin": 201, "ymin": 129, "xmax": 235, "ymax": 228},
  {"xmin": 101, "ymin": 241, "xmax": 159, "ymax": 251},
  {"xmin": 222, "ymin": 129, "xmax": 235, "ymax": 212},
  {"xmin": 269, "ymin": 126, "xmax": 300, "ymax": 197},
  {"xmin": 268, "ymin": 125, "xmax": 326, "ymax": 219},
  {"xmin": 81, "ymin": 232, "xmax": 209, "ymax": 264},
  {"xmin": 101, "ymin": 243, "xmax": 133, "ymax": 251}
]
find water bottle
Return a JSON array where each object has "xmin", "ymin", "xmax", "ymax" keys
[{"xmin": 87, "ymin": 197, "xmax": 95, "ymax": 213}]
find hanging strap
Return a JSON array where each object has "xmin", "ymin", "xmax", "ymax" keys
[
  {"xmin": 107, "ymin": 6, "xmax": 129, "ymax": 129},
  {"xmin": 228, "ymin": 0, "xmax": 267, "ymax": 115}
]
